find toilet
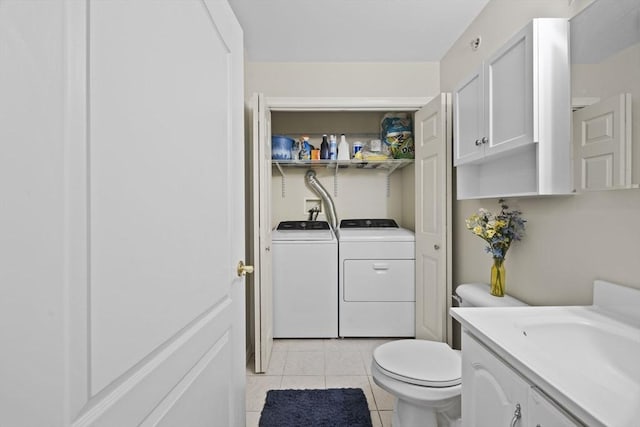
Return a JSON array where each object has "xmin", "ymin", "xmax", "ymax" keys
[{"xmin": 371, "ymin": 283, "xmax": 527, "ymax": 427}]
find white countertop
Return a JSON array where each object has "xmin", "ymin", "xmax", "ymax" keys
[{"xmin": 451, "ymin": 304, "xmax": 640, "ymax": 427}]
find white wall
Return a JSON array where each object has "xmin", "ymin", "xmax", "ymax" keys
[{"xmin": 442, "ymin": 0, "xmax": 640, "ymax": 306}]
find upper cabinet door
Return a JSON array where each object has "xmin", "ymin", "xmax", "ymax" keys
[
  {"xmin": 454, "ymin": 67, "xmax": 485, "ymax": 166},
  {"xmin": 485, "ymin": 23, "xmax": 534, "ymax": 156}
]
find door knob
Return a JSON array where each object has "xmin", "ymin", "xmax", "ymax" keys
[{"xmin": 237, "ymin": 260, "xmax": 254, "ymax": 277}]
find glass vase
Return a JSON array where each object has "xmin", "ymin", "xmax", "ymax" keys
[{"xmin": 490, "ymin": 258, "xmax": 505, "ymax": 297}]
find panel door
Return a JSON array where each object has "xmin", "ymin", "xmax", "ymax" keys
[
  {"xmin": 251, "ymin": 93, "xmax": 274, "ymax": 373},
  {"xmin": 573, "ymin": 93, "xmax": 633, "ymax": 191},
  {"xmin": 485, "ymin": 22, "xmax": 534, "ymax": 156},
  {"xmin": 462, "ymin": 332, "xmax": 529, "ymax": 427},
  {"xmin": 414, "ymin": 94, "xmax": 452, "ymax": 343},
  {"xmin": 528, "ymin": 387, "xmax": 582, "ymax": 427},
  {"xmin": 0, "ymin": 1, "xmax": 246, "ymax": 425},
  {"xmin": 454, "ymin": 68, "xmax": 485, "ymax": 165}
]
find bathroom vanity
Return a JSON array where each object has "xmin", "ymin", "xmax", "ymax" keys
[{"xmin": 451, "ymin": 280, "xmax": 640, "ymax": 427}]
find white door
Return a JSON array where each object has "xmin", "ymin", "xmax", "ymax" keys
[
  {"xmin": 573, "ymin": 93, "xmax": 633, "ymax": 191},
  {"xmin": 0, "ymin": 1, "xmax": 246, "ymax": 425},
  {"xmin": 414, "ymin": 94, "xmax": 452, "ymax": 344},
  {"xmin": 251, "ymin": 94, "xmax": 274, "ymax": 373}
]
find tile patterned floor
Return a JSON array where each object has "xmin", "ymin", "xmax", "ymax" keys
[{"xmin": 246, "ymin": 338, "xmax": 399, "ymax": 427}]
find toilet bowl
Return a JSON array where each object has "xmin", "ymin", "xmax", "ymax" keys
[
  {"xmin": 371, "ymin": 283, "xmax": 526, "ymax": 427},
  {"xmin": 372, "ymin": 340, "xmax": 462, "ymax": 427}
]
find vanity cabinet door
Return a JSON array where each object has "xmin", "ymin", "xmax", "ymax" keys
[
  {"xmin": 528, "ymin": 387, "xmax": 582, "ymax": 427},
  {"xmin": 453, "ymin": 66, "xmax": 485, "ymax": 166},
  {"xmin": 462, "ymin": 332, "xmax": 529, "ymax": 427}
]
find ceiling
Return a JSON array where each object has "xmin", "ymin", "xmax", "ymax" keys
[{"xmin": 227, "ymin": 0, "xmax": 491, "ymax": 62}]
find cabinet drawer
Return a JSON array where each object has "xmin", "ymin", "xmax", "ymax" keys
[{"xmin": 343, "ymin": 259, "xmax": 414, "ymax": 301}]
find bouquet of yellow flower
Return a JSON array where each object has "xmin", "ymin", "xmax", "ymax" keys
[{"xmin": 465, "ymin": 200, "xmax": 526, "ymax": 296}]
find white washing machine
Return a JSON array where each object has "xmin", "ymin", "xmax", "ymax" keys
[
  {"xmin": 336, "ymin": 219, "xmax": 415, "ymax": 337},
  {"xmin": 272, "ymin": 220, "xmax": 338, "ymax": 338}
]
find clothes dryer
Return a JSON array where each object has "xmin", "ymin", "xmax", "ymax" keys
[{"xmin": 336, "ymin": 219, "xmax": 415, "ymax": 337}]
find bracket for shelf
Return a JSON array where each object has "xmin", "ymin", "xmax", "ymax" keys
[
  {"xmin": 274, "ymin": 162, "xmax": 286, "ymax": 197},
  {"xmin": 385, "ymin": 160, "xmax": 404, "ymax": 197},
  {"xmin": 333, "ymin": 162, "xmax": 339, "ymax": 197}
]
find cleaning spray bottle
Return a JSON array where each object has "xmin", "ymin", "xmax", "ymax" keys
[{"xmin": 337, "ymin": 134, "xmax": 350, "ymax": 160}]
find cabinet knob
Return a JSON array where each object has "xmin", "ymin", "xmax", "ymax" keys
[
  {"xmin": 434, "ymin": 244, "xmax": 440, "ymax": 250},
  {"xmin": 482, "ymin": 136, "xmax": 488, "ymax": 144},
  {"xmin": 475, "ymin": 139, "xmax": 482, "ymax": 146}
]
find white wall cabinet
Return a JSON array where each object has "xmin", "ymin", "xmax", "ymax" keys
[
  {"xmin": 462, "ymin": 332, "xmax": 582, "ymax": 427},
  {"xmin": 453, "ymin": 19, "xmax": 572, "ymax": 199}
]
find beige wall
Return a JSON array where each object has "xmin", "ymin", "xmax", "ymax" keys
[
  {"xmin": 442, "ymin": 0, "xmax": 640, "ymax": 306},
  {"xmin": 247, "ymin": 61, "xmax": 439, "ymax": 229},
  {"xmin": 271, "ymin": 168, "xmax": 410, "ymax": 228},
  {"xmin": 246, "ymin": 0, "xmax": 640, "ymax": 308},
  {"xmin": 245, "ymin": 62, "xmax": 439, "ymax": 99}
]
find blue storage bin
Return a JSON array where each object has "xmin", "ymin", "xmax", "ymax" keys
[{"xmin": 272, "ymin": 135, "xmax": 294, "ymax": 160}]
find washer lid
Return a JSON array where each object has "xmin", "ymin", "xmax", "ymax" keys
[
  {"xmin": 336, "ymin": 228, "xmax": 415, "ymax": 242},
  {"xmin": 373, "ymin": 340, "xmax": 461, "ymax": 387},
  {"xmin": 272, "ymin": 228, "xmax": 335, "ymax": 241}
]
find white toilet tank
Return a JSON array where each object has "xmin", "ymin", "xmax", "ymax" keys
[{"xmin": 455, "ymin": 283, "xmax": 527, "ymax": 307}]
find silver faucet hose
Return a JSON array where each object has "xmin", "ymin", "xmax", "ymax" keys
[{"xmin": 305, "ymin": 170, "xmax": 338, "ymax": 232}]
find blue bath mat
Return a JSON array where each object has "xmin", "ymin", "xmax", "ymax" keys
[{"xmin": 259, "ymin": 388, "xmax": 372, "ymax": 427}]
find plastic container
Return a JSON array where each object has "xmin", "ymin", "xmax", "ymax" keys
[
  {"xmin": 320, "ymin": 134, "xmax": 330, "ymax": 160},
  {"xmin": 329, "ymin": 135, "xmax": 337, "ymax": 160},
  {"xmin": 272, "ymin": 135, "xmax": 294, "ymax": 160},
  {"xmin": 337, "ymin": 134, "xmax": 350, "ymax": 160},
  {"xmin": 352, "ymin": 141, "xmax": 363, "ymax": 158}
]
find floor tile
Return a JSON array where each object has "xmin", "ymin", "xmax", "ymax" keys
[
  {"xmin": 323, "ymin": 338, "xmax": 364, "ymax": 351},
  {"xmin": 361, "ymin": 338, "xmax": 399, "ymax": 353},
  {"xmin": 370, "ymin": 410, "xmax": 382, "ymax": 427},
  {"xmin": 325, "ymin": 351, "xmax": 366, "ymax": 375},
  {"xmin": 246, "ymin": 338, "xmax": 406, "ymax": 424},
  {"xmin": 264, "ymin": 350, "xmax": 286, "ymax": 375},
  {"xmin": 280, "ymin": 375, "xmax": 325, "ymax": 389},
  {"xmin": 379, "ymin": 410, "xmax": 393, "ymax": 427},
  {"xmin": 245, "ymin": 375, "xmax": 282, "ymax": 411},
  {"xmin": 369, "ymin": 376, "xmax": 396, "ymax": 410},
  {"xmin": 283, "ymin": 351, "xmax": 324, "ymax": 375},
  {"xmin": 245, "ymin": 411, "xmax": 260, "ymax": 427},
  {"xmin": 361, "ymin": 350, "xmax": 374, "ymax": 375},
  {"xmin": 271, "ymin": 339, "xmax": 288, "ymax": 352},
  {"xmin": 284, "ymin": 338, "xmax": 325, "ymax": 351}
]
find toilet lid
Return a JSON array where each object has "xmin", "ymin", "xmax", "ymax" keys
[{"xmin": 373, "ymin": 340, "xmax": 461, "ymax": 388}]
